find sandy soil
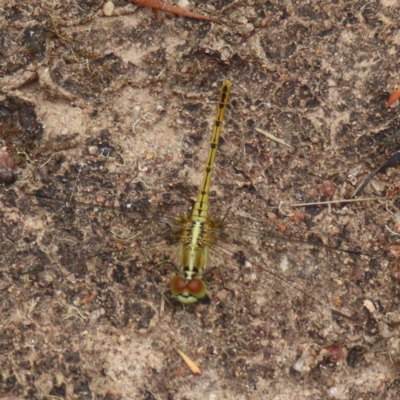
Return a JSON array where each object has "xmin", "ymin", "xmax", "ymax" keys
[{"xmin": 1, "ymin": 0, "xmax": 400, "ymax": 399}]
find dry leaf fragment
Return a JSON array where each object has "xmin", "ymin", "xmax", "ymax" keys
[
  {"xmin": 388, "ymin": 84, "xmax": 400, "ymax": 107},
  {"xmin": 175, "ymin": 348, "xmax": 202, "ymax": 375}
]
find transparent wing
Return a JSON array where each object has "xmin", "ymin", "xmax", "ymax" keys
[
  {"xmin": 203, "ymin": 210, "xmax": 372, "ymax": 319},
  {"xmin": 27, "ymin": 189, "xmax": 191, "ymax": 262}
]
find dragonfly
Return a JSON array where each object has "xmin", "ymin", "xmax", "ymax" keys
[{"xmin": 28, "ymin": 80, "xmax": 368, "ymax": 323}]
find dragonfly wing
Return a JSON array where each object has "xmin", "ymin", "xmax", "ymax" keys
[
  {"xmin": 27, "ymin": 187, "xmax": 191, "ymax": 275},
  {"xmin": 205, "ymin": 213, "xmax": 371, "ymax": 319}
]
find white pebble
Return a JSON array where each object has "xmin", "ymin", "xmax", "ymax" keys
[
  {"xmin": 279, "ymin": 255, "xmax": 289, "ymax": 272},
  {"xmin": 103, "ymin": 1, "xmax": 115, "ymax": 16},
  {"xmin": 293, "ymin": 359, "xmax": 304, "ymax": 372},
  {"xmin": 88, "ymin": 145, "xmax": 98, "ymax": 155}
]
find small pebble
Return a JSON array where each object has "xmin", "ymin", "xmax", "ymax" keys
[
  {"xmin": 0, "ymin": 149, "xmax": 16, "ymax": 184},
  {"xmin": 103, "ymin": 1, "xmax": 115, "ymax": 16},
  {"xmin": 0, "ymin": 167, "xmax": 16, "ymax": 184},
  {"xmin": 88, "ymin": 145, "xmax": 99, "ymax": 155},
  {"xmin": 90, "ymin": 308, "xmax": 105, "ymax": 321},
  {"xmin": 323, "ymin": 19, "xmax": 333, "ymax": 30},
  {"xmin": 96, "ymin": 195, "xmax": 107, "ymax": 204},
  {"xmin": 321, "ymin": 180, "xmax": 335, "ymax": 198},
  {"xmin": 389, "ymin": 244, "xmax": 400, "ymax": 258},
  {"xmin": 392, "ymin": 213, "xmax": 400, "ymax": 233},
  {"xmin": 333, "ymin": 296, "xmax": 343, "ymax": 307}
]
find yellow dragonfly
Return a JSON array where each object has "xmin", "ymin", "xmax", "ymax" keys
[
  {"xmin": 168, "ymin": 80, "xmax": 231, "ymax": 304},
  {"xmin": 28, "ymin": 80, "xmax": 365, "ymax": 321}
]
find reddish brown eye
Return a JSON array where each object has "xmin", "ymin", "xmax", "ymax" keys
[
  {"xmin": 186, "ymin": 279, "xmax": 207, "ymax": 298},
  {"xmin": 170, "ymin": 276, "xmax": 187, "ymax": 295}
]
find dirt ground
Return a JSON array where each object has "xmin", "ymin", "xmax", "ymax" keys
[{"xmin": 1, "ymin": 0, "xmax": 400, "ymax": 399}]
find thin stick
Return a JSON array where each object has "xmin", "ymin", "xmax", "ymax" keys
[
  {"xmin": 255, "ymin": 128, "xmax": 293, "ymax": 148},
  {"xmin": 68, "ymin": 165, "xmax": 83, "ymax": 204},
  {"xmin": 291, "ymin": 196, "xmax": 397, "ymax": 207}
]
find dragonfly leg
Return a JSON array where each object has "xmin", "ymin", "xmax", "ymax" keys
[
  {"xmin": 162, "ymin": 289, "xmax": 174, "ymax": 309},
  {"xmin": 199, "ymin": 266, "xmax": 236, "ymax": 327},
  {"xmin": 155, "ymin": 259, "xmax": 181, "ymax": 274},
  {"xmin": 161, "ymin": 289, "xmax": 187, "ymax": 318},
  {"xmin": 218, "ymin": 206, "xmax": 232, "ymax": 226},
  {"xmin": 202, "ymin": 266, "xmax": 218, "ymax": 277},
  {"xmin": 203, "ymin": 265, "xmax": 235, "ymax": 298}
]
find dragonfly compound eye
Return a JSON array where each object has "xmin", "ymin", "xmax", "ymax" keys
[
  {"xmin": 170, "ymin": 276, "xmax": 187, "ymax": 295},
  {"xmin": 170, "ymin": 276, "xmax": 207, "ymax": 301},
  {"xmin": 186, "ymin": 278, "xmax": 207, "ymax": 299}
]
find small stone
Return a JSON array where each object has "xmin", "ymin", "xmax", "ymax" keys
[
  {"xmin": 323, "ymin": 19, "xmax": 333, "ymax": 30},
  {"xmin": 0, "ymin": 167, "xmax": 16, "ymax": 184},
  {"xmin": 88, "ymin": 145, "xmax": 99, "ymax": 155},
  {"xmin": 324, "ymin": 345, "xmax": 345, "ymax": 363},
  {"xmin": 392, "ymin": 214, "xmax": 400, "ymax": 233},
  {"xmin": 0, "ymin": 149, "xmax": 15, "ymax": 168},
  {"xmin": 90, "ymin": 308, "xmax": 105, "ymax": 321},
  {"xmin": 321, "ymin": 180, "xmax": 335, "ymax": 198},
  {"xmin": 389, "ymin": 244, "xmax": 400, "ymax": 258},
  {"xmin": 181, "ymin": 65, "xmax": 190, "ymax": 74},
  {"xmin": 333, "ymin": 296, "xmax": 343, "ymax": 307},
  {"xmin": 96, "ymin": 195, "xmax": 107, "ymax": 204},
  {"xmin": 0, "ymin": 149, "xmax": 16, "ymax": 184},
  {"xmin": 103, "ymin": 1, "xmax": 115, "ymax": 16},
  {"xmin": 260, "ymin": 17, "xmax": 270, "ymax": 28}
]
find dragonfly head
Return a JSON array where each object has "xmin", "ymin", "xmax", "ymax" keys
[{"xmin": 170, "ymin": 276, "xmax": 207, "ymax": 304}]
